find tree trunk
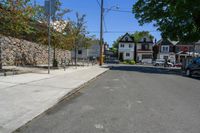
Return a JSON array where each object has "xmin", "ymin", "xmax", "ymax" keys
[
  {"xmin": 52, "ymin": 45, "xmax": 57, "ymax": 67},
  {"xmin": 74, "ymin": 46, "xmax": 77, "ymax": 66}
]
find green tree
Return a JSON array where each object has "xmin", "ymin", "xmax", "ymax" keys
[
  {"xmin": 133, "ymin": 0, "xmax": 200, "ymax": 42},
  {"xmin": 64, "ymin": 13, "xmax": 88, "ymax": 66},
  {"xmin": 0, "ymin": 0, "xmax": 37, "ymax": 69},
  {"xmin": 0, "ymin": 0, "xmax": 36, "ymax": 38},
  {"xmin": 112, "ymin": 36, "xmax": 122, "ymax": 49},
  {"xmin": 131, "ymin": 31, "xmax": 154, "ymax": 42}
]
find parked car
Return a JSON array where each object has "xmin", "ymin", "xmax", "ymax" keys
[
  {"xmin": 185, "ymin": 57, "xmax": 200, "ymax": 77},
  {"xmin": 153, "ymin": 59, "xmax": 174, "ymax": 67},
  {"xmin": 174, "ymin": 63, "xmax": 182, "ymax": 68},
  {"xmin": 153, "ymin": 59, "xmax": 165, "ymax": 66},
  {"xmin": 166, "ymin": 62, "xmax": 174, "ymax": 67}
]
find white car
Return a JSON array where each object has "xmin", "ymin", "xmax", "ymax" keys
[
  {"xmin": 153, "ymin": 59, "xmax": 174, "ymax": 67},
  {"xmin": 153, "ymin": 59, "xmax": 165, "ymax": 66}
]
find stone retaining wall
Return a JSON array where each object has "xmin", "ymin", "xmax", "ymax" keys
[{"xmin": 0, "ymin": 36, "xmax": 71, "ymax": 66}]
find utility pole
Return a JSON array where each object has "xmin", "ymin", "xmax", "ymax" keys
[{"xmin": 99, "ymin": 0, "xmax": 104, "ymax": 66}]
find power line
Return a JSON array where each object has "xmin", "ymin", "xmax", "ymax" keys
[
  {"xmin": 89, "ymin": 30, "xmax": 160, "ymax": 33},
  {"xmin": 103, "ymin": 19, "xmax": 108, "ymax": 32},
  {"xmin": 104, "ymin": 8, "xmax": 132, "ymax": 13},
  {"xmin": 95, "ymin": 0, "xmax": 101, "ymax": 8}
]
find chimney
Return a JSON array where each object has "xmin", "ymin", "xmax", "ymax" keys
[{"xmin": 155, "ymin": 39, "xmax": 157, "ymax": 44}]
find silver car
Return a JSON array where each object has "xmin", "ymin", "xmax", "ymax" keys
[{"xmin": 153, "ymin": 59, "xmax": 165, "ymax": 66}]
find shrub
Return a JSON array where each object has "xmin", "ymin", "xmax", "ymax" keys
[
  {"xmin": 122, "ymin": 60, "xmax": 135, "ymax": 65},
  {"xmin": 123, "ymin": 61, "xmax": 128, "ymax": 64},
  {"xmin": 129, "ymin": 60, "xmax": 136, "ymax": 65},
  {"xmin": 53, "ymin": 59, "xmax": 58, "ymax": 67}
]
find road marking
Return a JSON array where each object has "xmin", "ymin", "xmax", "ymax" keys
[
  {"xmin": 113, "ymin": 79, "xmax": 119, "ymax": 81},
  {"xmin": 104, "ymin": 86, "xmax": 110, "ymax": 89},
  {"xmin": 110, "ymin": 89, "xmax": 114, "ymax": 92},
  {"xmin": 136, "ymin": 100, "xmax": 142, "ymax": 104},
  {"xmin": 94, "ymin": 124, "xmax": 104, "ymax": 129}
]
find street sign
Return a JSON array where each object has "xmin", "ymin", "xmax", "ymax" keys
[{"xmin": 44, "ymin": 0, "xmax": 58, "ymax": 16}]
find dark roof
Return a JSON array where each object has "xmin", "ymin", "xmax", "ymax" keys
[
  {"xmin": 137, "ymin": 36, "xmax": 153, "ymax": 43},
  {"xmin": 156, "ymin": 39, "xmax": 178, "ymax": 46},
  {"xmin": 138, "ymin": 41, "xmax": 153, "ymax": 43},
  {"xmin": 176, "ymin": 42, "xmax": 194, "ymax": 45},
  {"xmin": 119, "ymin": 33, "xmax": 134, "ymax": 43}
]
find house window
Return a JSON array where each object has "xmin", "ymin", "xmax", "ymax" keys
[
  {"xmin": 164, "ymin": 56, "xmax": 168, "ymax": 59},
  {"xmin": 126, "ymin": 53, "xmax": 130, "ymax": 57},
  {"xmin": 176, "ymin": 47, "xmax": 180, "ymax": 52},
  {"xmin": 120, "ymin": 44, "xmax": 124, "ymax": 48},
  {"xmin": 142, "ymin": 43, "xmax": 149, "ymax": 50},
  {"xmin": 78, "ymin": 50, "xmax": 82, "ymax": 55},
  {"xmin": 125, "ymin": 37, "xmax": 129, "ymax": 41},
  {"xmin": 162, "ymin": 46, "xmax": 169, "ymax": 52},
  {"xmin": 196, "ymin": 58, "xmax": 200, "ymax": 64},
  {"xmin": 142, "ymin": 54, "xmax": 152, "ymax": 59},
  {"xmin": 143, "ymin": 38, "xmax": 147, "ymax": 42},
  {"xmin": 129, "ymin": 44, "xmax": 133, "ymax": 48},
  {"xmin": 189, "ymin": 47, "xmax": 193, "ymax": 52}
]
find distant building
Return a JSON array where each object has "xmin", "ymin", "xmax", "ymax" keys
[
  {"xmin": 137, "ymin": 36, "xmax": 154, "ymax": 63},
  {"xmin": 175, "ymin": 42, "xmax": 195, "ymax": 63},
  {"xmin": 155, "ymin": 39, "xmax": 200, "ymax": 63},
  {"xmin": 71, "ymin": 43, "xmax": 101, "ymax": 60},
  {"xmin": 118, "ymin": 33, "xmax": 153, "ymax": 63},
  {"xmin": 156, "ymin": 39, "xmax": 178, "ymax": 63},
  {"xmin": 51, "ymin": 20, "xmax": 68, "ymax": 33},
  {"xmin": 118, "ymin": 33, "xmax": 135, "ymax": 61}
]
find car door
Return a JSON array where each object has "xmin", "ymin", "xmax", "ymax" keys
[{"xmin": 195, "ymin": 58, "xmax": 200, "ymax": 74}]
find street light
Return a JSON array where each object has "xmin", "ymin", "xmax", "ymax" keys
[{"xmin": 44, "ymin": 0, "xmax": 58, "ymax": 74}]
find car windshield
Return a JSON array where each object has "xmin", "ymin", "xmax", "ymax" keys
[{"xmin": 156, "ymin": 59, "xmax": 165, "ymax": 62}]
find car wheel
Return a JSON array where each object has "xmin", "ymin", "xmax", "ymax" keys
[{"xmin": 186, "ymin": 69, "xmax": 192, "ymax": 77}]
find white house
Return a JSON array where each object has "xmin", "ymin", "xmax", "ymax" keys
[
  {"xmin": 118, "ymin": 33, "xmax": 154, "ymax": 63},
  {"xmin": 118, "ymin": 33, "xmax": 135, "ymax": 61},
  {"xmin": 71, "ymin": 43, "xmax": 101, "ymax": 59}
]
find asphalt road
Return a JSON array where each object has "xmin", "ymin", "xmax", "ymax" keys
[{"xmin": 14, "ymin": 65, "xmax": 200, "ymax": 133}]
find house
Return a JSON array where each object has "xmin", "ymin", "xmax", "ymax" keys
[
  {"xmin": 137, "ymin": 36, "xmax": 154, "ymax": 63},
  {"xmin": 155, "ymin": 39, "xmax": 200, "ymax": 63},
  {"xmin": 118, "ymin": 33, "xmax": 135, "ymax": 61},
  {"xmin": 156, "ymin": 39, "xmax": 178, "ymax": 63},
  {"xmin": 175, "ymin": 42, "xmax": 195, "ymax": 63},
  {"xmin": 71, "ymin": 43, "xmax": 101, "ymax": 60},
  {"xmin": 118, "ymin": 33, "xmax": 154, "ymax": 63}
]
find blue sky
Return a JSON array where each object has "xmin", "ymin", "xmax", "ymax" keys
[{"xmin": 35, "ymin": 0, "xmax": 161, "ymax": 46}]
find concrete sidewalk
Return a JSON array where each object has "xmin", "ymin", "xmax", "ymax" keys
[{"xmin": 0, "ymin": 66, "xmax": 108, "ymax": 133}]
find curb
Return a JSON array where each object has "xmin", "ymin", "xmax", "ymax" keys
[
  {"xmin": 0, "ymin": 71, "xmax": 29, "ymax": 77},
  {"xmin": 13, "ymin": 68, "xmax": 109, "ymax": 133},
  {"xmin": 59, "ymin": 69, "xmax": 108, "ymax": 102}
]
